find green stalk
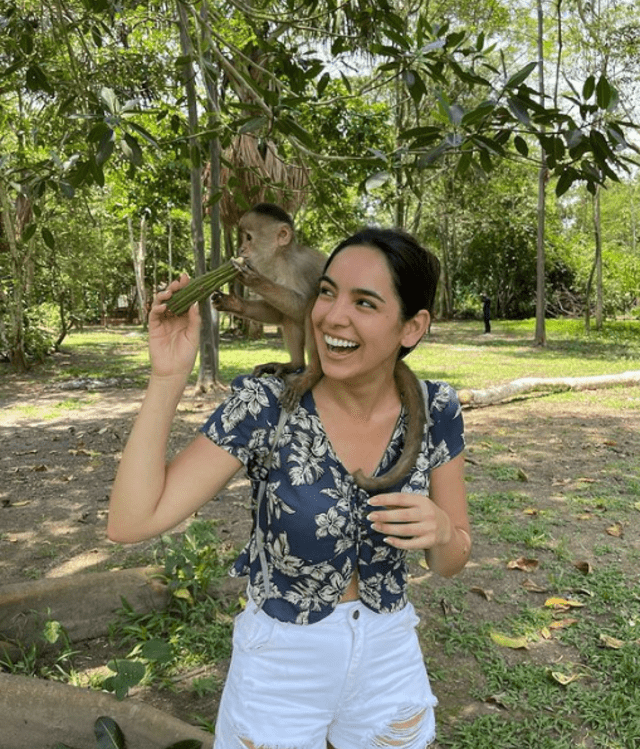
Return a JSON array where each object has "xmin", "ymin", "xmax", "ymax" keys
[{"xmin": 164, "ymin": 261, "xmax": 238, "ymax": 316}]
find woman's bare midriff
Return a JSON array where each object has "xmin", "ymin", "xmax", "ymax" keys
[{"xmin": 339, "ymin": 571, "xmax": 359, "ymax": 602}]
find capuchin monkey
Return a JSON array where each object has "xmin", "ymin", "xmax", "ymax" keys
[
  {"xmin": 214, "ymin": 203, "xmax": 427, "ymax": 492},
  {"xmin": 212, "ymin": 203, "xmax": 326, "ymax": 378}
]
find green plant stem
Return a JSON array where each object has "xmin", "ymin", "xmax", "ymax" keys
[{"xmin": 164, "ymin": 261, "xmax": 238, "ymax": 316}]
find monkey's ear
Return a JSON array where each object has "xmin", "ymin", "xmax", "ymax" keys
[
  {"xmin": 401, "ymin": 309, "xmax": 430, "ymax": 350},
  {"xmin": 276, "ymin": 223, "xmax": 293, "ymax": 247}
]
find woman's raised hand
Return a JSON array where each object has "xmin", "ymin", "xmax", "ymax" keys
[{"xmin": 148, "ymin": 274, "xmax": 201, "ymax": 380}]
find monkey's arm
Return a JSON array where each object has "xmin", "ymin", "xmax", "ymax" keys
[
  {"xmin": 234, "ymin": 260, "xmax": 309, "ymax": 324},
  {"xmin": 212, "ymin": 291, "xmax": 285, "ymax": 325}
]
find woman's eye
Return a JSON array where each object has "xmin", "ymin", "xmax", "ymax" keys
[
  {"xmin": 356, "ymin": 298, "xmax": 376, "ymax": 309},
  {"xmin": 318, "ymin": 285, "xmax": 333, "ymax": 297}
]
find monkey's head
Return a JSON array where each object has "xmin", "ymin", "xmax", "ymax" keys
[{"xmin": 238, "ymin": 203, "xmax": 295, "ymax": 269}]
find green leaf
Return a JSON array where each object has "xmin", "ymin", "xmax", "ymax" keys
[
  {"xmin": 506, "ymin": 62, "xmax": 537, "ymax": 89},
  {"xmin": 121, "ymin": 134, "xmax": 143, "ymax": 167},
  {"xmin": 555, "ymin": 169, "xmax": 575, "ymax": 197},
  {"xmin": 99, "ymin": 87, "xmax": 119, "ymax": 115},
  {"xmin": 514, "ymin": 135, "xmax": 529, "ymax": 158},
  {"xmin": 94, "ymin": 716, "xmax": 126, "ymax": 749},
  {"xmin": 22, "ymin": 223, "xmax": 37, "ymax": 242},
  {"xmin": 595, "ymin": 75, "xmax": 612, "ymax": 109},
  {"xmin": 141, "ymin": 638, "xmax": 173, "ymax": 664},
  {"xmin": 26, "ymin": 64, "xmax": 54, "ymax": 95},
  {"xmin": 582, "ymin": 75, "xmax": 595, "ymax": 100},
  {"xmin": 41, "ymin": 228, "xmax": 55, "ymax": 250},
  {"xmin": 507, "ymin": 97, "xmax": 531, "ymax": 126}
]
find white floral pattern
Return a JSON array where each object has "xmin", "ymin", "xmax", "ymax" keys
[{"xmin": 201, "ymin": 375, "xmax": 464, "ymax": 624}]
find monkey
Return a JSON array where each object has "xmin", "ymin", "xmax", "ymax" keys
[{"xmin": 212, "ymin": 203, "xmax": 326, "ymax": 379}]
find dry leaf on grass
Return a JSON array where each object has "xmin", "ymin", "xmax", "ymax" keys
[{"xmin": 507, "ymin": 557, "xmax": 539, "ymax": 572}]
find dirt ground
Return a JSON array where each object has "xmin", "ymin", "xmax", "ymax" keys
[{"xmin": 1, "ymin": 352, "xmax": 639, "ymax": 742}]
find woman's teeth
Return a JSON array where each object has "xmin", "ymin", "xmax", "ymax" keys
[{"xmin": 324, "ymin": 334, "xmax": 359, "ymax": 351}]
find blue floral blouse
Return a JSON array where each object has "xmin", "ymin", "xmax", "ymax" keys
[{"xmin": 201, "ymin": 375, "xmax": 464, "ymax": 625}]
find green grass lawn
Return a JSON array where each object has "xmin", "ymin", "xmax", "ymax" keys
[{"xmin": 3, "ymin": 317, "xmax": 639, "ymax": 746}]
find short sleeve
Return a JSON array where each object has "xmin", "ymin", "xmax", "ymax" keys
[
  {"xmin": 426, "ymin": 380, "xmax": 465, "ymax": 470},
  {"xmin": 200, "ymin": 375, "xmax": 283, "ymax": 468}
]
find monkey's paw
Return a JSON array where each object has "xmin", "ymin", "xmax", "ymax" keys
[
  {"xmin": 252, "ymin": 361, "xmax": 300, "ymax": 379},
  {"xmin": 232, "ymin": 258, "xmax": 263, "ymax": 289},
  {"xmin": 211, "ymin": 290, "xmax": 241, "ymax": 313}
]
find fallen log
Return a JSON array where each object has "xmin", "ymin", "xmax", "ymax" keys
[{"xmin": 457, "ymin": 370, "xmax": 640, "ymax": 407}]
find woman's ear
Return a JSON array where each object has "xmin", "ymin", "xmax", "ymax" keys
[{"xmin": 401, "ymin": 309, "xmax": 430, "ymax": 349}]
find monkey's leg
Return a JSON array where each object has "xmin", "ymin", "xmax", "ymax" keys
[
  {"xmin": 352, "ymin": 360, "xmax": 426, "ymax": 492},
  {"xmin": 280, "ymin": 297, "xmax": 323, "ymax": 411}
]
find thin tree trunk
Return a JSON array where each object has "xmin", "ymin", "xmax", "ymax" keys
[
  {"xmin": 177, "ymin": 0, "xmax": 217, "ymax": 392},
  {"xmin": 0, "ymin": 184, "xmax": 29, "ymax": 370},
  {"xmin": 534, "ymin": 0, "xmax": 547, "ymax": 346},
  {"xmin": 593, "ymin": 185, "xmax": 603, "ymax": 329}
]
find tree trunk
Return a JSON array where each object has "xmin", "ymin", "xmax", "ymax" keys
[
  {"xmin": 128, "ymin": 214, "xmax": 148, "ymax": 328},
  {"xmin": 177, "ymin": 0, "xmax": 218, "ymax": 392},
  {"xmin": 593, "ymin": 184, "xmax": 603, "ymax": 330},
  {"xmin": 458, "ymin": 371, "xmax": 640, "ymax": 407},
  {"xmin": 534, "ymin": 0, "xmax": 547, "ymax": 347},
  {"xmin": 0, "ymin": 184, "xmax": 30, "ymax": 371}
]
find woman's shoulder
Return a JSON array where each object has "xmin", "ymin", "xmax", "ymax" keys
[
  {"xmin": 421, "ymin": 379, "xmax": 461, "ymax": 410},
  {"xmin": 228, "ymin": 373, "xmax": 286, "ymax": 400}
]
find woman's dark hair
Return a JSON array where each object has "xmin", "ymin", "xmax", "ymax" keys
[{"xmin": 324, "ymin": 227, "xmax": 441, "ymax": 358}]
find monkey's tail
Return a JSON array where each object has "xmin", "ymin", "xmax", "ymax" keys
[{"xmin": 352, "ymin": 360, "xmax": 426, "ymax": 492}]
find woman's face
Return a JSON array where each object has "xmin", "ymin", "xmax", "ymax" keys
[{"xmin": 311, "ymin": 244, "xmax": 425, "ymax": 385}]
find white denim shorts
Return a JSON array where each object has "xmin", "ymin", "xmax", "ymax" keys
[{"xmin": 213, "ymin": 596, "xmax": 438, "ymax": 749}]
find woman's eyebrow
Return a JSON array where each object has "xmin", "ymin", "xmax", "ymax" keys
[{"xmin": 320, "ymin": 274, "xmax": 386, "ymax": 303}]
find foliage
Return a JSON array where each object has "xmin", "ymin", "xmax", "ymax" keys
[
  {"xmin": 52, "ymin": 715, "xmax": 202, "ymax": 749},
  {"xmin": 103, "ymin": 520, "xmax": 238, "ymax": 700}
]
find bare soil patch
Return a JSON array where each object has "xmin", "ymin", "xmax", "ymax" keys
[{"xmin": 2, "ymin": 353, "xmax": 639, "ymax": 743}]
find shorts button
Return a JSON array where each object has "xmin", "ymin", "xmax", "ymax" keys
[{"xmin": 353, "ymin": 609, "xmax": 360, "ymax": 620}]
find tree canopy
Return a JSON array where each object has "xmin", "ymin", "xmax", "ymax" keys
[{"xmin": 1, "ymin": 0, "xmax": 639, "ymax": 371}]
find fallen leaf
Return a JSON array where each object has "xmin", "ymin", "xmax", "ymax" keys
[
  {"xmin": 573, "ymin": 561, "xmax": 592, "ymax": 575},
  {"xmin": 490, "ymin": 631, "xmax": 529, "ymax": 649},
  {"xmin": 9, "ymin": 500, "xmax": 31, "ymax": 508},
  {"xmin": 603, "ymin": 440, "xmax": 618, "ymax": 447},
  {"xmin": 470, "ymin": 586, "xmax": 494, "ymax": 601},
  {"xmin": 32, "ymin": 464, "xmax": 48, "ymax": 472},
  {"xmin": 577, "ymin": 477, "xmax": 596, "ymax": 483},
  {"xmin": 485, "ymin": 693, "xmax": 510, "ymax": 709},
  {"xmin": 508, "ymin": 557, "xmax": 539, "ymax": 572},
  {"xmin": 540, "ymin": 626, "xmax": 552, "ymax": 639},
  {"xmin": 599, "ymin": 634, "xmax": 625, "ymax": 649},
  {"xmin": 606, "ymin": 522, "xmax": 624, "ymax": 538},
  {"xmin": 545, "ymin": 597, "xmax": 585, "ymax": 610},
  {"xmin": 522, "ymin": 578, "xmax": 548, "ymax": 593},
  {"xmin": 523, "ymin": 507, "xmax": 539, "ymax": 516},
  {"xmin": 549, "ymin": 618, "xmax": 578, "ymax": 630},
  {"xmin": 550, "ymin": 671, "xmax": 582, "ymax": 685},
  {"xmin": 576, "ymin": 513, "xmax": 592, "ymax": 521},
  {"xmin": 517, "ymin": 468, "xmax": 529, "ymax": 482},
  {"xmin": 634, "ymin": 502, "xmax": 640, "ymax": 512}
]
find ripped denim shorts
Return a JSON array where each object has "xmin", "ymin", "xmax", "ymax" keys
[{"xmin": 213, "ymin": 596, "xmax": 437, "ymax": 749}]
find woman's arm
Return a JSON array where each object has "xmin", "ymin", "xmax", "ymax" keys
[
  {"xmin": 367, "ymin": 452, "xmax": 470, "ymax": 577},
  {"xmin": 107, "ymin": 277, "xmax": 242, "ymax": 544}
]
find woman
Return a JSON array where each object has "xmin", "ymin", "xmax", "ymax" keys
[{"xmin": 108, "ymin": 227, "xmax": 470, "ymax": 749}]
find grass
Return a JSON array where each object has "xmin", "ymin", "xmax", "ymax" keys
[{"xmin": 2, "ymin": 317, "xmax": 640, "ymax": 745}]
